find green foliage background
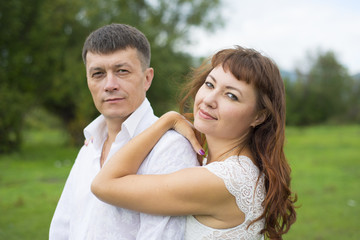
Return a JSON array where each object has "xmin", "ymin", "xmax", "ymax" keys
[
  {"xmin": 285, "ymin": 50, "xmax": 359, "ymax": 125},
  {"xmin": 1, "ymin": 0, "xmax": 359, "ymax": 153},
  {"xmin": 0, "ymin": 0, "xmax": 222, "ymax": 152}
]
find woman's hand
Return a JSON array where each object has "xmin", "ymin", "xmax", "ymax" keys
[{"xmin": 161, "ymin": 111, "xmax": 205, "ymax": 156}]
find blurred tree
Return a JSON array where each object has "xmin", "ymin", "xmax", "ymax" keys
[
  {"xmin": 286, "ymin": 50, "xmax": 353, "ymax": 125},
  {"xmin": 0, "ymin": 0, "xmax": 222, "ymax": 152},
  {"xmin": 346, "ymin": 76, "xmax": 360, "ymax": 122},
  {"xmin": 0, "ymin": 0, "xmax": 43, "ymax": 152}
]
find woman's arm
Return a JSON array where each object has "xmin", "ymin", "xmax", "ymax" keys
[
  {"xmin": 93, "ymin": 111, "xmax": 202, "ymax": 179},
  {"xmin": 91, "ymin": 111, "xmax": 217, "ymax": 215},
  {"xmin": 92, "ymin": 163, "xmax": 234, "ymax": 218}
]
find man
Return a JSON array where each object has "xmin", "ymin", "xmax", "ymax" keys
[{"xmin": 49, "ymin": 23, "xmax": 198, "ymax": 240}]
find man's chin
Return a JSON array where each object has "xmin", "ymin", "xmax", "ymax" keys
[{"xmin": 102, "ymin": 112, "xmax": 131, "ymax": 121}]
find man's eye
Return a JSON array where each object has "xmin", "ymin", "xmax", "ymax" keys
[
  {"xmin": 226, "ymin": 93, "xmax": 238, "ymax": 101},
  {"xmin": 92, "ymin": 72, "xmax": 103, "ymax": 78},
  {"xmin": 117, "ymin": 69, "xmax": 129, "ymax": 73}
]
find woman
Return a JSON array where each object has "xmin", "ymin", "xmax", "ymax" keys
[{"xmin": 91, "ymin": 46, "xmax": 297, "ymax": 239}]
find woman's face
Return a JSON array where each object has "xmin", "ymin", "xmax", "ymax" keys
[{"xmin": 193, "ymin": 65, "xmax": 259, "ymax": 141}]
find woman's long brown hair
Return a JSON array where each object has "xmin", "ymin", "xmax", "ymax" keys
[{"xmin": 179, "ymin": 46, "xmax": 297, "ymax": 239}]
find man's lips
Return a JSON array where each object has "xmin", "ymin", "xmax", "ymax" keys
[
  {"xmin": 198, "ymin": 109, "xmax": 217, "ymax": 120},
  {"xmin": 104, "ymin": 97, "xmax": 125, "ymax": 103}
]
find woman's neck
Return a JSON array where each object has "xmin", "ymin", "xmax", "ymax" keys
[{"xmin": 205, "ymin": 135, "xmax": 251, "ymax": 164}]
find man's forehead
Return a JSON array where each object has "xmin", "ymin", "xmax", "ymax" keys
[
  {"xmin": 86, "ymin": 47, "xmax": 137, "ymax": 58},
  {"xmin": 86, "ymin": 49, "xmax": 139, "ymax": 69}
]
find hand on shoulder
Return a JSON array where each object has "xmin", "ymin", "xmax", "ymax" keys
[{"xmin": 160, "ymin": 111, "xmax": 205, "ymax": 156}]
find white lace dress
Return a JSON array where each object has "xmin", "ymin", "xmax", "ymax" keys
[{"xmin": 184, "ymin": 156, "xmax": 265, "ymax": 240}]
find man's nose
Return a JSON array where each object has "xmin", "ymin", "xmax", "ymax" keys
[{"xmin": 104, "ymin": 73, "xmax": 119, "ymax": 92}]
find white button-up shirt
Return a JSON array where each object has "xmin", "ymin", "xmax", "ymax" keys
[{"xmin": 49, "ymin": 98, "xmax": 199, "ymax": 240}]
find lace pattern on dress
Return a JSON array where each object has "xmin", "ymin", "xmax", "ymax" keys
[
  {"xmin": 205, "ymin": 156, "xmax": 265, "ymax": 218},
  {"xmin": 185, "ymin": 156, "xmax": 265, "ymax": 240}
]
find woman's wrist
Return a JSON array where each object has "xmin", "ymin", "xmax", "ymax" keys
[{"xmin": 159, "ymin": 111, "xmax": 179, "ymax": 130}]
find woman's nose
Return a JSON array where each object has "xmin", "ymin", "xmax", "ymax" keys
[{"xmin": 202, "ymin": 91, "xmax": 217, "ymax": 109}]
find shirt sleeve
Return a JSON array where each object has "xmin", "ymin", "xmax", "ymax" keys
[
  {"xmin": 49, "ymin": 148, "xmax": 83, "ymax": 240},
  {"xmin": 136, "ymin": 130, "xmax": 199, "ymax": 240}
]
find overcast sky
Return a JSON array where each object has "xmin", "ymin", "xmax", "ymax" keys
[{"xmin": 185, "ymin": 0, "xmax": 360, "ymax": 75}]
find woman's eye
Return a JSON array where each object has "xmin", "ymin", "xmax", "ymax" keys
[
  {"xmin": 205, "ymin": 81, "xmax": 214, "ymax": 88},
  {"xmin": 226, "ymin": 93, "xmax": 238, "ymax": 101}
]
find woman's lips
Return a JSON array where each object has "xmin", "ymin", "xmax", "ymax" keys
[{"xmin": 198, "ymin": 109, "xmax": 217, "ymax": 120}]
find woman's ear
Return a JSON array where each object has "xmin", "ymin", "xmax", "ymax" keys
[{"xmin": 251, "ymin": 109, "xmax": 268, "ymax": 128}]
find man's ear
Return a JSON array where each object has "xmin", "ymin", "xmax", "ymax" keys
[
  {"xmin": 144, "ymin": 67, "xmax": 154, "ymax": 92},
  {"xmin": 251, "ymin": 109, "xmax": 269, "ymax": 128}
]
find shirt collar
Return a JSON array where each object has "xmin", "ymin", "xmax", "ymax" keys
[
  {"xmin": 120, "ymin": 98, "xmax": 152, "ymax": 139},
  {"xmin": 83, "ymin": 98, "xmax": 152, "ymax": 148},
  {"xmin": 83, "ymin": 115, "xmax": 107, "ymax": 149}
]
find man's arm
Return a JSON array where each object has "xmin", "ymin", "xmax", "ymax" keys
[{"xmin": 49, "ymin": 149, "xmax": 82, "ymax": 240}]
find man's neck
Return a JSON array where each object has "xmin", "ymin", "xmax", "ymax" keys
[
  {"xmin": 105, "ymin": 118, "xmax": 125, "ymax": 143},
  {"xmin": 100, "ymin": 118, "xmax": 123, "ymax": 167}
]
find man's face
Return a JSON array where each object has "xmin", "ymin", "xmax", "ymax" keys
[{"xmin": 86, "ymin": 48, "xmax": 153, "ymax": 122}]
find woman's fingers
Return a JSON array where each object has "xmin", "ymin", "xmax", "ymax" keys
[
  {"xmin": 161, "ymin": 111, "xmax": 205, "ymax": 156},
  {"xmin": 173, "ymin": 116, "xmax": 205, "ymax": 156}
]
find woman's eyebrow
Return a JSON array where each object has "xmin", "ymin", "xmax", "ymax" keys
[
  {"xmin": 208, "ymin": 74, "xmax": 217, "ymax": 82},
  {"xmin": 208, "ymin": 74, "xmax": 243, "ymax": 97}
]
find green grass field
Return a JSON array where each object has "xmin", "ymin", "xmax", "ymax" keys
[
  {"xmin": 284, "ymin": 125, "xmax": 360, "ymax": 239},
  {"xmin": 0, "ymin": 125, "xmax": 359, "ymax": 239},
  {"xmin": 0, "ymin": 129, "xmax": 77, "ymax": 240}
]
